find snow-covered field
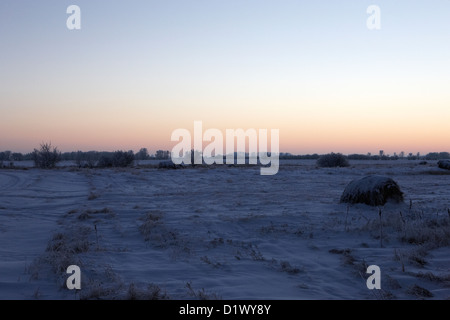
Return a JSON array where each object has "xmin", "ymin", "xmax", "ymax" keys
[{"xmin": 0, "ymin": 160, "xmax": 449, "ymax": 300}]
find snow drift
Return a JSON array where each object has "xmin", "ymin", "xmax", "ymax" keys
[{"xmin": 340, "ymin": 175, "xmax": 404, "ymax": 206}]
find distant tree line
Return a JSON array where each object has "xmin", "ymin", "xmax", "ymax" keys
[
  {"xmin": 1, "ymin": 146, "xmax": 450, "ymax": 169},
  {"xmin": 0, "ymin": 146, "xmax": 172, "ymax": 169},
  {"xmin": 278, "ymin": 152, "xmax": 450, "ymax": 161}
]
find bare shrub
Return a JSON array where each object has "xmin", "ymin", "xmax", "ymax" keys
[
  {"xmin": 317, "ymin": 153, "xmax": 350, "ymax": 168},
  {"xmin": 32, "ymin": 142, "xmax": 61, "ymax": 169}
]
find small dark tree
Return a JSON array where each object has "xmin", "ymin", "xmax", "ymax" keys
[
  {"xmin": 12, "ymin": 153, "xmax": 24, "ymax": 161},
  {"xmin": 112, "ymin": 150, "xmax": 135, "ymax": 167},
  {"xmin": 32, "ymin": 143, "xmax": 61, "ymax": 169},
  {"xmin": 3, "ymin": 151, "xmax": 11, "ymax": 161},
  {"xmin": 97, "ymin": 155, "xmax": 113, "ymax": 168},
  {"xmin": 136, "ymin": 148, "xmax": 149, "ymax": 161},
  {"xmin": 75, "ymin": 151, "xmax": 97, "ymax": 168},
  {"xmin": 155, "ymin": 150, "xmax": 170, "ymax": 160},
  {"xmin": 439, "ymin": 152, "xmax": 450, "ymax": 159},
  {"xmin": 317, "ymin": 153, "xmax": 350, "ymax": 168},
  {"xmin": 97, "ymin": 151, "xmax": 134, "ymax": 168}
]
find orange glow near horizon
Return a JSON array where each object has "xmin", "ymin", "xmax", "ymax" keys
[
  {"xmin": 2, "ymin": 108, "xmax": 449, "ymax": 155},
  {"xmin": 1, "ymin": 85, "xmax": 450, "ymax": 155}
]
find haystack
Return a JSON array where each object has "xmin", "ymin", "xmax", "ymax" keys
[
  {"xmin": 340, "ymin": 175, "xmax": 404, "ymax": 206},
  {"xmin": 158, "ymin": 160, "xmax": 179, "ymax": 169},
  {"xmin": 438, "ymin": 160, "xmax": 450, "ymax": 170}
]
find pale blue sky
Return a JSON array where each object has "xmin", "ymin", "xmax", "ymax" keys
[{"xmin": 1, "ymin": 1, "xmax": 449, "ymax": 153}]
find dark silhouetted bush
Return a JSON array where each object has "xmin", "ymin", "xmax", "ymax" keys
[
  {"xmin": 317, "ymin": 153, "xmax": 350, "ymax": 168},
  {"xmin": 32, "ymin": 143, "xmax": 61, "ymax": 169},
  {"xmin": 97, "ymin": 156, "xmax": 113, "ymax": 168},
  {"xmin": 97, "ymin": 151, "xmax": 134, "ymax": 168},
  {"xmin": 112, "ymin": 150, "xmax": 134, "ymax": 167},
  {"xmin": 75, "ymin": 151, "xmax": 97, "ymax": 168}
]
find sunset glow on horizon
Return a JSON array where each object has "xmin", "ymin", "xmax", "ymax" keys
[{"xmin": 1, "ymin": 1, "xmax": 449, "ymax": 156}]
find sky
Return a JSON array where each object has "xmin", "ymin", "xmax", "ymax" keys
[{"xmin": 1, "ymin": 0, "xmax": 449, "ymax": 155}]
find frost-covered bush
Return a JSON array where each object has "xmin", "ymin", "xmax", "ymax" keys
[
  {"xmin": 317, "ymin": 153, "xmax": 350, "ymax": 168},
  {"xmin": 32, "ymin": 143, "xmax": 61, "ymax": 169}
]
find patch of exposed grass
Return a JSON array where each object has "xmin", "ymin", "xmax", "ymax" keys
[
  {"xmin": 407, "ymin": 284, "xmax": 434, "ymax": 298},
  {"xmin": 185, "ymin": 281, "xmax": 222, "ymax": 300},
  {"xmin": 278, "ymin": 260, "xmax": 302, "ymax": 275},
  {"xmin": 138, "ymin": 211, "xmax": 181, "ymax": 250},
  {"xmin": 88, "ymin": 192, "xmax": 99, "ymax": 200},
  {"xmin": 78, "ymin": 208, "xmax": 115, "ymax": 221},
  {"xmin": 43, "ymin": 226, "xmax": 92, "ymax": 273},
  {"xmin": 126, "ymin": 283, "xmax": 170, "ymax": 300},
  {"xmin": 401, "ymin": 218, "xmax": 450, "ymax": 248},
  {"xmin": 412, "ymin": 170, "xmax": 450, "ymax": 176},
  {"xmin": 200, "ymin": 256, "xmax": 223, "ymax": 269},
  {"xmin": 413, "ymin": 271, "xmax": 450, "ymax": 285},
  {"xmin": 80, "ymin": 279, "xmax": 121, "ymax": 300}
]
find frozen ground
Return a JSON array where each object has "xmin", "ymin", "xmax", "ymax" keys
[{"xmin": 0, "ymin": 160, "xmax": 449, "ymax": 300}]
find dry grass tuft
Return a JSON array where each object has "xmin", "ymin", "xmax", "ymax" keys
[
  {"xmin": 185, "ymin": 281, "xmax": 222, "ymax": 300},
  {"xmin": 126, "ymin": 283, "xmax": 170, "ymax": 300},
  {"xmin": 44, "ymin": 227, "xmax": 92, "ymax": 273},
  {"xmin": 407, "ymin": 284, "xmax": 434, "ymax": 298}
]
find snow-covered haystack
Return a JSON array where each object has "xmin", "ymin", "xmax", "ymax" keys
[
  {"xmin": 438, "ymin": 160, "xmax": 450, "ymax": 170},
  {"xmin": 340, "ymin": 175, "xmax": 404, "ymax": 206},
  {"xmin": 158, "ymin": 160, "xmax": 184, "ymax": 169}
]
